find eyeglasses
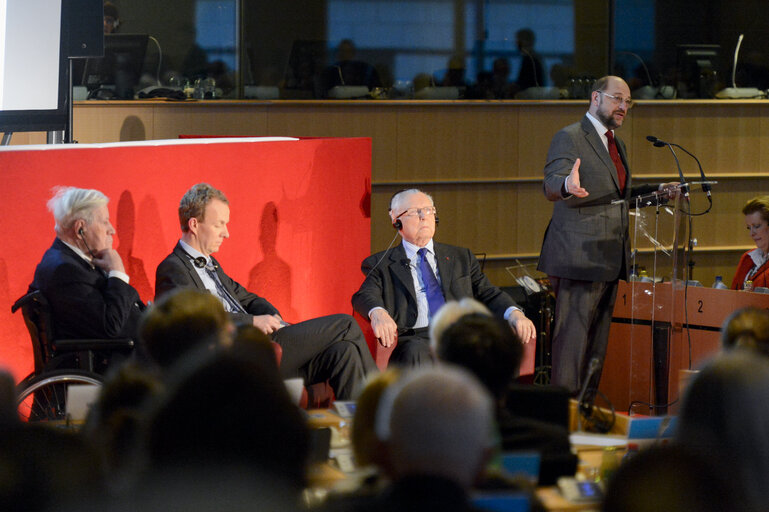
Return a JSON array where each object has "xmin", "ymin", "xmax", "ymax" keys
[
  {"xmin": 396, "ymin": 206, "xmax": 437, "ymax": 219},
  {"xmin": 599, "ymin": 91, "xmax": 634, "ymax": 109}
]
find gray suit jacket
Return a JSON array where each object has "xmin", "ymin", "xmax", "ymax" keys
[
  {"xmin": 538, "ymin": 116, "xmax": 656, "ymax": 282},
  {"xmin": 352, "ymin": 242, "xmax": 516, "ymax": 330}
]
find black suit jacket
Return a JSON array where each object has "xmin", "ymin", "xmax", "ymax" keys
[
  {"xmin": 31, "ymin": 238, "xmax": 142, "ymax": 340},
  {"xmin": 155, "ymin": 242, "xmax": 279, "ymax": 325},
  {"xmin": 352, "ymin": 242, "xmax": 516, "ymax": 330}
]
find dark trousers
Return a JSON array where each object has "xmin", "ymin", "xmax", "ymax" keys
[
  {"xmin": 388, "ymin": 328, "xmax": 435, "ymax": 368},
  {"xmin": 549, "ymin": 276, "xmax": 618, "ymax": 395},
  {"xmin": 273, "ymin": 313, "xmax": 377, "ymax": 400}
]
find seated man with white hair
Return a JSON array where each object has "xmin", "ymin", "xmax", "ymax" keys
[
  {"xmin": 370, "ymin": 365, "xmax": 495, "ymax": 511},
  {"xmin": 30, "ymin": 187, "xmax": 143, "ymax": 367}
]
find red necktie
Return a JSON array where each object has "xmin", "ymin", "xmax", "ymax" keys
[{"xmin": 605, "ymin": 130, "xmax": 627, "ymax": 194}]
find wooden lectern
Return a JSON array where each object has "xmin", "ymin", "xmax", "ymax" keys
[
  {"xmin": 601, "ymin": 281, "xmax": 769, "ymax": 414},
  {"xmin": 595, "ymin": 182, "xmax": 769, "ymax": 415}
]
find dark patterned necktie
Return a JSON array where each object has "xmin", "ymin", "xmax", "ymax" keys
[
  {"xmin": 605, "ymin": 130, "xmax": 627, "ymax": 194},
  {"xmin": 418, "ymin": 248, "xmax": 445, "ymax": 318},
  {"xmin": 205, "ymin": 267, "xmax": 246, "ymax": 313}
]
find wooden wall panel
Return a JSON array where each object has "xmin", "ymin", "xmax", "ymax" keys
[
  {"xmin": 74, "ymin": 104, "xmax": 155, "ymax": 143},
  {"xmin": 630, "ymin": 102, "xmax": 765, "ymax": 177},
  {"xmin": 517, "ymin": 182, "xmax": 552, "ymax": 255},
  {"xmin": 395, "ymin": 106, "xmax": 520, "ymax": 180},
  {"xmin": 517, "ymin": 104, "xmax": 586, "ymax": 177},
  {"xmin": 151, "ymin": 105, "xmax": 270, "ymax": 139},
  {"xmin": 265, "ymin": 106, "xmax": 398, "ymax": 186}
]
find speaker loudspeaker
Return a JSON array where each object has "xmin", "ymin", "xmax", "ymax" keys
[{"xmin": 66, "ymin": 0, "xmax": 104, "ymax": 58}]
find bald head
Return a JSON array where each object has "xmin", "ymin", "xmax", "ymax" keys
[{"xmin": 386, "ymin": 365, "xmax": 494, "ymax": 488}]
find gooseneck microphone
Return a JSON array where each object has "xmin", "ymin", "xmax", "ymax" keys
[
  {"xmin": 645, "ymin": 135, "xmax": 688, "ymax": 198},
  {"xmin": 647, "ymin": 135, "xmax": 711, "ymax": 198}
]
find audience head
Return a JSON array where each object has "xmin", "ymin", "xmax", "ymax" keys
[
  {"xmin": 516, "ymin": 28, "xmax": 536, "ymax": 51},
  {"xmin": 337, "ymin": 38, "xmax": 356, "ymax": 61},
  {"xmin": 0, "ymin": 425, "xmax": 105, "ymax": 511},
  {"xmin": 139, "ymin": 342, "xmax": 309, "ymax": 490},
  {"xmin": 0, "ymin": 369, "xmax": 18, "ymax": 429},
  {"xmin": 429, "ymin": 298, "xmax": 492, "ymax": 351},
  {"xmin": 720, "ymin": 307, "xmax": 769, "ymax": 356},
  {"xmin": 81, "ymin": 361, "xmax": 163, "ymax": 479},
  {"xmin": 602, "ymin": 444, "xmax": 737, "ymax": 512},
  {"xmin": 140, "ymin": 288, "xmax": 232, "ymax": 369},
  {"xmin": 677, "ymin": 351, "xmax": 769, "ymax": 511},
  {"xmin": 742, "ymin": 195, "xmax": 769, "ymax": 254},
  {"xmin": 351, "ymin": 369, "xmax": 401, "ymax": 468},
  {"xmin": 436, "ymin": 312, "xmax": 524, "ymax": 400},
  {"xmin": 378, "ymin": 365, "xmax": 495, "ymax": 488},
  {"xmin": 103, "ymin": 2, "xmax": 119, "ymax": 34},
  {"xmin": 388, "ymin": 188, "xmax": 436, "ymax": 247}
]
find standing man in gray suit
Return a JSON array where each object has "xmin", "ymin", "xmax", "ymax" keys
[{"xmin": 538, "ymin": 76, "xmax": 676, "ymax": 396}]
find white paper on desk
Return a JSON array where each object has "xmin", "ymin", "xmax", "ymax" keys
[
  {"xmin": 66, "ymin": 384, "xmax": 100, "ymax": 421},
  {"xmin": 569, "ymin": 433, "xmax": 627, "ymax": 448}
]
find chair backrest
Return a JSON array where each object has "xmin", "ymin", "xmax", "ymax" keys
[{"xmin": 11, "ymin": 290, "xmax": 55, "ymax": 375}]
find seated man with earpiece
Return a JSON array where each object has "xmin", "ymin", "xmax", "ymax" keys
[
  {"xmin": 30, "ymin": 187, "xmax": 144, "ymax": 368},
  {"xmin": 352, "ymin": 188, "xmax": 537, "ymax": 367}
]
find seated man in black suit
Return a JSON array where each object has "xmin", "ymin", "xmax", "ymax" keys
[
  {"xmin": 30, "ymin": 187, "xmax": 143, "ymax": 368},
  {"xmin": 352, "ymin": 188, "xmax": 536, "ymax": 367},
  {"xmin": 154, "ymin": 183, "xmax": 376, "ymax": 400}
]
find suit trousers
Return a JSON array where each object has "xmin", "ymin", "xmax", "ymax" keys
[
  {"xmin": 549, "ymin": 276, "xmax": 618, "ymax": 396},
  {"xmin": 388, "ymin": 328, "xmax": 435, "ymax": 368},
  {"xmin": 272, "ymin": 313, "xmax": 375, "ymax": 400}
]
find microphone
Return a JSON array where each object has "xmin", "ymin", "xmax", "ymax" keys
[
  {"xmin": 78, "ymin": 227, "xmax": 97, "ymax": 259},
  {"xmin": 647, "ymin": 135, "xmax": 710, "ymax": 198},
  {"xmin": 646, "ymin": 136, "xmax": 688, "ymax": 198},
  {"xmin": 576, "ymin": 357, "xmax": 601, "ymax": 430}
]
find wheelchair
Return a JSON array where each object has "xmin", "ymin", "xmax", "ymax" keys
[{"xmin": 12, "ymin": 290, "xmax": 134, "ymax": 423}]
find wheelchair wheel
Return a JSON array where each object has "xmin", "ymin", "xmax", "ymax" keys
[{"xmin": 16, "ymin": 370, "xmax": 103, "ymax": 423}]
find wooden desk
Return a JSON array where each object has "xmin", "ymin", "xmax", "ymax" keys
[{"xmin": 601, "ymin": 281, "xmax": 769, "ymax": 413}]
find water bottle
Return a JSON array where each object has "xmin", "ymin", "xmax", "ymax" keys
[{"xmin": 712, "ymin": 276, "xmax": 728, "ymax": 289}]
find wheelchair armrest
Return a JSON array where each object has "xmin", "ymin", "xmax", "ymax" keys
[
  {"xmin": 54, "ymin": 338, "xmax": 135, "ymax": 352},
  {"xmin": 11, "ymin": 291, "xmax": 40, "ymax": 313}
]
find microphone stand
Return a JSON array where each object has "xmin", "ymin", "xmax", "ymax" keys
[{"xmin": 576, "ymin": 357, "xmax": 600, "ymax": 432}]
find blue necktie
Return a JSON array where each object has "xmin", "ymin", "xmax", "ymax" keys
[{"xmin": 418, "ymin": 248, "xmax": 445, "ymax": 318}]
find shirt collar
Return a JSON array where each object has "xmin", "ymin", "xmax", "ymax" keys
[
  {"xmin": 402, "ymin": 239, "xmax": 435, "ymax": 261},
  {"xmin": 61, "ymin": 238, "xmax": 93, "ymax": 266},
  {"xmin": 586, "ymin": 111, "xmax": 611, "ymax": 138},
  {"xmin": 748, "ymin": 248, "xmax": 768, "ymax": 267},
  {"xmin": 179, "ymin": 239, "xmax": 211, "ymax": 265}
]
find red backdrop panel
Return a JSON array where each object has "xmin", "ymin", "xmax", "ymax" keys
[{"xmin": 0, "ymin": 137, "xmax": 372, "ymax": 382}]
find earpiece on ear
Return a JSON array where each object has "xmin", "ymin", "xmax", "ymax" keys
[
  {"xmin": 78, "ymin": 227, "xmax": 84, "ymax": 236},
  {"xmin": 392, "ymin": 219, "xmax": 402, "ymax": 230}
]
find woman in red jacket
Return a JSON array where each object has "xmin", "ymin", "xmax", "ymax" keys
[{"xmin": 732, "ymin": 196, "xmax": 769, "ymax": 290}]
